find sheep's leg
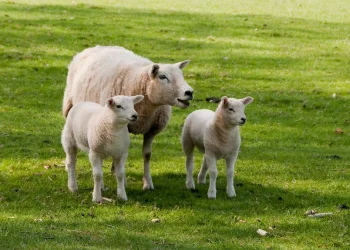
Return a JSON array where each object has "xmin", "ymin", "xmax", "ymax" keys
[
  {"xmin": 89, "ymin": 151, "xmax": 103, "ymax": 203},
  {"xmin": 225, "ymin": 155, "xmax": 237, "ymax": 197},
  {"xmin": 182, "ymin": 135, "xmax": 195, "ymax": 189},
  {"xmin": 142, "ymin": 133, "xmax": 154, "ymax": 190},
  {"xmin": 205, "ymin": 153, "xmax": 218, "ymax": 199},
  {"xmin": 113, "ymin": 155, "xmax": 128, "ymax": 201},
  {"xmin": 65, "ymin": 146, "xmax": 78, "ymax": 193},
  {"xmin": 198, "ymin": 155, "xmax": 208, "ymax": 184}
]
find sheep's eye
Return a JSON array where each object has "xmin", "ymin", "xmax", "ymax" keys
[
  {"xmin": 229, "ymin": 108, "xmax": 235, "ymax": 112},
  {"xmin": 116, "ymin": 105, "xmax": 123, "ymax": 109},
  {"xmin": 158, "ymin": 75, "xmax": 168, "ymax": 81}
]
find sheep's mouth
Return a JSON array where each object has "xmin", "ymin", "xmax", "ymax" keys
[
  {"xmin": 177, "ymin": 99, "xmax": 190, "ymax": 107},
  {"xmin": 128, "ymin": 118, "xmax": 137, "ymax": 122}
]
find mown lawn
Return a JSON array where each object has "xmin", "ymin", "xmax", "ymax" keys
[{"xmin": 0, "ymin": 0, "xmax": 349, "ymax": 249}]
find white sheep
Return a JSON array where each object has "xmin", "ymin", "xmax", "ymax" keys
[
  {"xmin": 63, "ymin": 45, "xmax": 194, "ymax": 190},
  {"xmin": 61, "ymin": 95, "xmax": 144, "ymax": 202},
  {"xmin": 181, "ymin": 96, "xmax": 254, "ymax": 199}
]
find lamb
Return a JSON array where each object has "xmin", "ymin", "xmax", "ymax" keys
[
  {"xmin": 61, "ymin": 95, "xmax": 144, "ymax": 202},
  {"xmin": 181, "ymin": 96, "xmax": 254, "ymax": 199},
  {"xmin": 63, "ymin": 45, "xmax": 194, "ymax": 190}
]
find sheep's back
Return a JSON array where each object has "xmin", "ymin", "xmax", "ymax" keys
[{"xmin": 68, "ymin": 46, "xmax": 152, "ymax": 105}]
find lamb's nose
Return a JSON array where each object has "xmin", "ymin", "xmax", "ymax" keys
[
  {"xmin": 132, "ymin": 114, "xmax": 138, "ymax": 120},
  {"xmin": 185, "ymin": 90, "xmax": 194, "ymax": 100},
  {"xmin": 241, "ymin": 118, "xmax": 246, "ymax": 124}
]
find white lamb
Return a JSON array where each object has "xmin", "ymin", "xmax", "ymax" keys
[
  {"xmin": 181, "ymin": 96, "xmax": 254, "ymax": 199},
  {"xmin": 61, "ymin": 95, "xmax": 144, "ymax": 202}
]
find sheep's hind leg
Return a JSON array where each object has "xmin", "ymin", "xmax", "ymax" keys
[
  {"xmin": 64, "ymin": 145, "xmax": 78, "ymax": 193},
  {"xmin": 142, "ymin": 133, "xmax": 155, "ymax": 190},
  {"xmin": 198, "ymin": 155, "xmax": 208, "ymax": 184},
  {"xmin": 184, "ymin": 143, "xmax": 195, "ymax": 190}
]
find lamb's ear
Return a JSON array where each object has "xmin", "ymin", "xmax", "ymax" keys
[
  {"xmin": 175, "ymin": 60, "xmax": 190, "ymax": 70},
  {"xmin": 151, "ymin": 64, "xmax": 159, "ymax": 78},
  {"xmin": 221, "ymin": 96, "xmax": 229, "ymax": 106},
  {"xmin": 240, "ymin": 96, "xmax": 254, "ymax": 105},
  {"xmin": 106, "ymin": 97, "xmax": 115, "ymax": 107},
  {"xmin": 132, "ymin": 95, "xmax": 144, "ymax": 104}
]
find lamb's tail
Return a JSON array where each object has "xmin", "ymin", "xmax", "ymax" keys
[{"xmin": 62, "ymin": 88, "xmax": 73, "ymax": 118}]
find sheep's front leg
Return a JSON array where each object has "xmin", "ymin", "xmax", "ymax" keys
[
  {"xmin": 225, "ymin": 155, "xmax": 237, "ymax": 197},
  {"xmin": 65, "ymin": 147, "xmax": 78, "ymax": 192},
  {"xmin": 113, "ymin": 155, "xmax": 128, "ymax": 201},
  {"xmin": 89, "ymin": 151, "xmax": 103, "ymax": 203},
  {"xmin": 205, "ymin": 153, "xmax": 218, "ymax": 199},
  {"xmin": 142, "ymin": 133, "xmax": 154, "ymax": 190}
]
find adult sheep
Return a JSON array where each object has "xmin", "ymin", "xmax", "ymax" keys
[{"xmin": 63, "ymin": 45, "xmax": 194, "ymax": 190}]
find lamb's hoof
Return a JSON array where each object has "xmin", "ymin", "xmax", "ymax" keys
[
  {"xmin": 117, "ymin": 188, "xmax": 128, "ymax": 201},
  {"xmin": 92, "ymin": 197, "xmax": 102, "ymax": 203},
  {"xmin": 227, "ymin": 190, "xmax": 236, "ymax": 197},
  {"xmin": 207, "ymin": 189, "xmax": 216, "ymax": 199},
  {"xmin": 198, "ymin": 175, "xmax": 206, "ymax": 184},
  {"xmin": 68, "ymin": 185, "xmax": 78, "ymax": 193},
  {"xmin": 142, "ymin": 177, "xmax": 154, "ymax": 190},
  {"xmin": 186, "ymin": 180, "xmax": 195, "ymax": 190},
  {"xmin": 117, "ymin": 194, "xmax": 128, "ymax": 201}
]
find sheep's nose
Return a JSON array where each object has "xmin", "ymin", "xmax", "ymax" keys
[
  {"xmin": 240, "ymin": 118, "xmax": 246, "ymax": 124},
  {"xmin": 185, "ymin": 90, "xmax": 194, "ymax": 100},
  {"xmin": 132, "ymin": 114, "xmax": 138, "ymax": 120}
]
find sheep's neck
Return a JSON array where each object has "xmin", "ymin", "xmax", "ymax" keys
[{"xmin": 213, "ymin": 112, "xmax": 237, "ymax": 143}]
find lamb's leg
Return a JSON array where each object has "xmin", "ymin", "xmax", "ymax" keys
[
  {"xmin": 89, "ymin": 151, "xmax": 103, "ymax": 203},
  {"xmin": 181, "ymin": 133, "xmax": 195, "ymax": 189},
  {"xmin": 198, "ymin": 155, "xmax": 208, "ymax": 184},
  {"xmin": 113, "ymin": 155, "xmax": 128, "ymax": 201},
  {"xmin": 205, "ymin": 153, "xmax": 218, "ymax": 199},
  {"xmin": 142, "ymin": 133, "xmax": 155, "ymax": 190},
  {"xmin": 65, "ymin": 146, "xmax": 78, "ymax": 193},
  {"xmin": 225, "ymin": 155, "xmax": 237, "ymax": 197}
]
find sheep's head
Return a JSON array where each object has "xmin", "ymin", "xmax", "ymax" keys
[
  {"xmin": 106, "ymin": 95, "xmax": 144, "ymax": 124},
  {"xmin": 220, "ymin": 96, "xmax": 254, "ymax": 126},
  {"xmin": 147, "ymin": 61, "xmax": 194, "ymax": 109}
]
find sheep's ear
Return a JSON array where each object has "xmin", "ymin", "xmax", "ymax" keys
[
  {"xmin": 175, "ymin": 60, "xmax": 190, "ymax": 70},
  {"xmin": 151, "ymin": 64, "xmax": 159, "ymax": 78},
  {"xmin": 132, "ymin": 95, "xmax": 144, "ymax": 104},
  {"xmin": 221, "ymin": 96, "xmax": 229, "ymax": 106},
  {"xmin": 241, "ymin": 96, "xmax": 254, "ymax": 105},
  {"xmin": 106, "ymin": 97, "xmax": 115, "ymax": 107}
]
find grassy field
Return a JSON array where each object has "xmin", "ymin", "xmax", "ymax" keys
[{"xmin": 1, "ymin": 0, "xmax": 349, "ymax": 249}]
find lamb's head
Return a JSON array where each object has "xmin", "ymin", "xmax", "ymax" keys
[
  {"xmin": 219, "ymin": 96, "xmax": 254, "ymax": 126},
  {"xmin": 147, "ymin": 60, "xmax": 194, "ymax": 109},
  {"xmin": 105, "ymin": 95, "xmax": 144, "ymax": 124}
]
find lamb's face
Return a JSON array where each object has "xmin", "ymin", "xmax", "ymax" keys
[
  {"xmin": 221, "ymin": 96, "xmax": 254, "ymax": 126},
  {"xmin": 106, "ymin": 95, "xmax": 144, "ymax": 124},
  {"xmin": 147, "ymin": 61, "xmax": 194, "ymax": 109}
]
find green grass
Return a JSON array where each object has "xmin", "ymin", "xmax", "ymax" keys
[{"xmin": 1, "ymin": 0, "xmax": 349, "ymax": 249}]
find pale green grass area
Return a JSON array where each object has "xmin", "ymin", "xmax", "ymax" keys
[{"xmin": 1, "ymin": 1, "xmax": 350, "ymax": 249}]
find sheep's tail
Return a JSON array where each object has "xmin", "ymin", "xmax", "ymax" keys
[{"xmin": 62, "ymin": 88, "xmax": 73, "ymax": 118}]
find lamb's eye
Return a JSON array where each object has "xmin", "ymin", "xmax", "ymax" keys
[
  {"xmin": 116, "ymin": 105, "xmax": 123, "ymax": 109},
  {"xmin": 158, "ymin": 75, "xmax": 168, "ymax": 81},
  {"xmin": 229, "ymin": 108, "xmax": 235, "ymax": 112}
]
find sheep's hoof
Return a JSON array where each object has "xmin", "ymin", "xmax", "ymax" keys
[
  {"xmin": 207, "ymin": 189, "xmax": 216, "ymax": 199},
  {"xmin": 68, "ymin": 185, "xmax": 78, "ymax": 193},
  {"xmin": 92, "ymin": 197, "xmax": 102, "ymax": 203},
  {"xmin": 142, "ymin": 177, "xmax": 154, "ymax": 190},
  {"xmin": 186, "ymin": 180, "xmax": 195, "ymax": 190}
]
